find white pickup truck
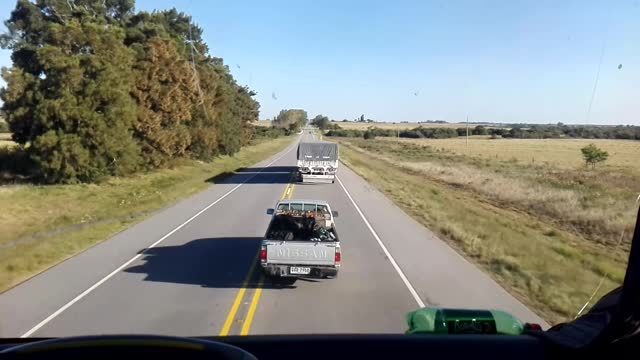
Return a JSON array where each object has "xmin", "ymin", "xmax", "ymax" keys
[{"xmin": 260, "ymin": 199, "xmax": 340, "ymax": 278}]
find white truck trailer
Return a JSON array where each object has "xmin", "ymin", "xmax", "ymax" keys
[{"xmin": 296, "ymin": 142, "xmax": 338, "ymax": 184}]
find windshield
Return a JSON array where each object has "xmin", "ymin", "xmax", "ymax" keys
[{"xmin": 0, "ymin": 0, "xmax": 636, "ymax": 338}]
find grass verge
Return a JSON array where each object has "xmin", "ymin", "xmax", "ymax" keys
[
  {"xmin": 0, "ymin": 136, "xmax": 294, "ymax": 292},
  {"xmin": 336, "ymin": 139, "xmax": 627, "ymax": 325}
]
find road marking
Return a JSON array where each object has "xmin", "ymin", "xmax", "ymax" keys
[
  {"xmin": 281, "ymin": 183, "xmax": 291, "ymax": 200},
  {"xmin": 218, "ymin": 250, "xmax": 262, "ymax": 336},
  {"xmin": 240, "ymin": 277, "xmax": 264, "ymax": 335},
  {"xmin": 20, "ymin": 143, "xmax": 299, "ymax": 338},
  {"xmin": 336, "ymin": 176, "xmax": 426, "ymax": 308},
  {"xmin": 219, "ymin": 288, "xmax": 247, "ymax": 335},
  {"xmin": 219, "ymin": 172, "xmax": 295, "ymax": 336}
]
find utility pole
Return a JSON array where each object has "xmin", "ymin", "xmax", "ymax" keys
[{"xmin": 466, "ymin": 115, "xmax": 469, "ymax": 147}]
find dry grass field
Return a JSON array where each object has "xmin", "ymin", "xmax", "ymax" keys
[
  {"xmin": 333, "ymin": 137, "xmax": 637, "ymax": 324},
  {"xmin": 385, "ymin": 137, "xmax": 640, "ymax": 170},
  {"xmin": 253, "ymin": 120, "xmax": 273, "ymax": 127}
]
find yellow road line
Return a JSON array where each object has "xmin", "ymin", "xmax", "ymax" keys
[
  {"xmin": 240, "ymin": 276, "xmax": 264, "ymax": 335},
  {"xmin": 280, "ymin": 183, "xmax": 291, "ymax": 200},
  {"xmin": 218, "ymin": 250, "xmax": 260, "ymax": 336},
  {"xmin": 218, "ymin": 179, "xmax": 294, "ymax": 336},
  {"xmin": 218, "ymin": 288, "xmax": 247, "ymax": 335}
]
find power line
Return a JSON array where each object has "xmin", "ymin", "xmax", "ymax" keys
[{"xmin": 585, "ymin": 3, "xmax": 613, "ymax": 124}]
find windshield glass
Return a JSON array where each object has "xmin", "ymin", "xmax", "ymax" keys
[{"xmin": 0, "ymin": 0, "xmax": 636, "ymax": 338}]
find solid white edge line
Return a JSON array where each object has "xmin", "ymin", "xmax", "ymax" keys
[
  {"xmin": 21, "ymin": 142, "xmax": 298, "ymax": 338},
  {"xmin": 336, "ymin": 176, "xmax": 426, "ymax": 308}
]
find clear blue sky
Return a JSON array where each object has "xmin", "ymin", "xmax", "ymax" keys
[{"xmin": 1, "ymin": 1, "xmax": 639, "ymax": 124}]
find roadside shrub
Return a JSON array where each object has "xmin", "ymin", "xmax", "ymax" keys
[
  {"xmin": 399, "ymin": 129, "xmax": 421, "ymax": 138},
  {"xmin": 472, "ymin": 126, "xmax": 488, "ymax": 135},
  {"xmin": 366, "ymin": 127, "xmax": 395, "ymax": 137},
  {"xmin": 363, "ymin": 131, "xmax": 376, "ymax": 140},
  {"xmin": 0, "ymin": 146, "xmax": 34, "ymax": 176},
  {"xmin": 325, "ymin": 129, "xmax": 364, "ymax": 137},
  {"xmin": 253, "ymin": 126, "xmax": 289, "ymax": 139}
]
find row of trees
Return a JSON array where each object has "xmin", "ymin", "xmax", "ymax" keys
[
  {"xmin": 272, "ymin": 109, "xmax": 308, "ymax": 131},
  {"xmin": 326, "ymin": 126, "xmax": 460, "ymax": 139},
  {"xmin": 1, "ymin": 0, "xmax": 260, "ymax": 183},
  {"xmin": 310, "ymin": 114, "xmax": 330, "ymax": 130},
  {"xmin": 310, "ymin": 114, "xmax": 341, "ymax": 131},
  {"xmin": 326, "ymin": 124, "xmax": 640, "ymax": 141},
  {"xmin": 502, "ymin": 125, "xmax": 640, "ymax": 140}
]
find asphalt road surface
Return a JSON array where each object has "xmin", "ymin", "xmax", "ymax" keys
[{"xmin": 0, "ymin": 131, "xmax": 547, "ymax": 338}]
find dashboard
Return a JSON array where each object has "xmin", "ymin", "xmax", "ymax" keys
[{"xmin": 0, "ymin": 332, "xmax": 636, "ymax": 359}]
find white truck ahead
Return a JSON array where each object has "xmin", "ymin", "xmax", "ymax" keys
[
  {"xmin": 296, "ymin": 142, "xmax": 338, "ymax": 184},
  {"xmin": 260, "ymin": 199, "xmax": 340, "ymax": 278}
]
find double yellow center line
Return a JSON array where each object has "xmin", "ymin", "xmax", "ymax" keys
[{"xmin": 218, "ymin": 179, "xmax": 295, "ymax": 336}]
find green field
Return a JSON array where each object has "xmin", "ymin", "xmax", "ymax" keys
[
  {"xmin": 334, "ymin": 137, "xmax": 635, "ymax": 324},
  {"xmin": 0, "ymin": 136, "xmax": 295, "ymax": 292}
]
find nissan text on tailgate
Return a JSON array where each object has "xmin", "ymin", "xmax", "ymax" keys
[{"xmin": 260, "ymin": 200, "xmax": 340, "ymax": 278}]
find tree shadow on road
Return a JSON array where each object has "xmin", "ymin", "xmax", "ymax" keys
[
  {"xmin": 205, "ymin": 166, "xmax": 297, "ymax": 185},
  {"xmin": 125, "ymin": 237, "xmax": 298, "ymax": 289}
]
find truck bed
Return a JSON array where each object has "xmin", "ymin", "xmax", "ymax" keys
[
  {"xmin": 261, "ymin": 211, "xmax": 341, "ymax": 277},
  {"xmin": 266, "ymin": 213, "xmax": 339, "ymax": 242}
]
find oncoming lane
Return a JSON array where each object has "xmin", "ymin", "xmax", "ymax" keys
[{"xmin": 15, "ymin": 141, "xmax": 300, "ymax": 337}]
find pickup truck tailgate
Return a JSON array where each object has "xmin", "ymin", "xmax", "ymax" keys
[{"xmin": 265, "ymin": 241, "xmax": 336, "ymax": 266}]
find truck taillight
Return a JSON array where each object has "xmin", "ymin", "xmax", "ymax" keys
[
  {"xmin": 335, "ymin": 248, "xmax": 341, "ymax": 264},
  {"xmin": 260, "ymin": 246, "xmax": 267, "ymax": 262}
]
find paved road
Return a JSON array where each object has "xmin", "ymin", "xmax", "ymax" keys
[{"xmin": 0, "ymin": 131, "xmax": 547, "ymax": 338}]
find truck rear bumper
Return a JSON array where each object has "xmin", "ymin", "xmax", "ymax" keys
[
  {"xmin": 261, "ymin": 263, "xmax": 339, "ymax": 278},
  {"xmin": 299, "ymin": 174, "xmax": 335, "ymax": 184}
]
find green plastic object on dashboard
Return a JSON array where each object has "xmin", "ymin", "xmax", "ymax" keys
[{"xmin": 406, "ymin": 308, "xmax": 525, "ymax": 335}]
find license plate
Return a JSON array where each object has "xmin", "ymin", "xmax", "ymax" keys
[
  {"xmin": 290, "ymin": 267, "xmax": 311, "ymax": 275},
  {"xmin": 448, "ymin": 320, "xmax": 496, "ymax": 334}
]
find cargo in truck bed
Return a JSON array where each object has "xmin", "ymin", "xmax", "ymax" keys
[{"xmin": 266, "ymin": 211, "xmax": 338, "ymax": 242}]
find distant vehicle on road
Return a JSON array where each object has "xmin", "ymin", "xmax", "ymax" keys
[
  {"xmin": 261, "ymin": 199, "xmax": 340, "ymax": 278},
  {"xmin": 296, "ymin": 142, "xmax": 338, "ymax": 183}
]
